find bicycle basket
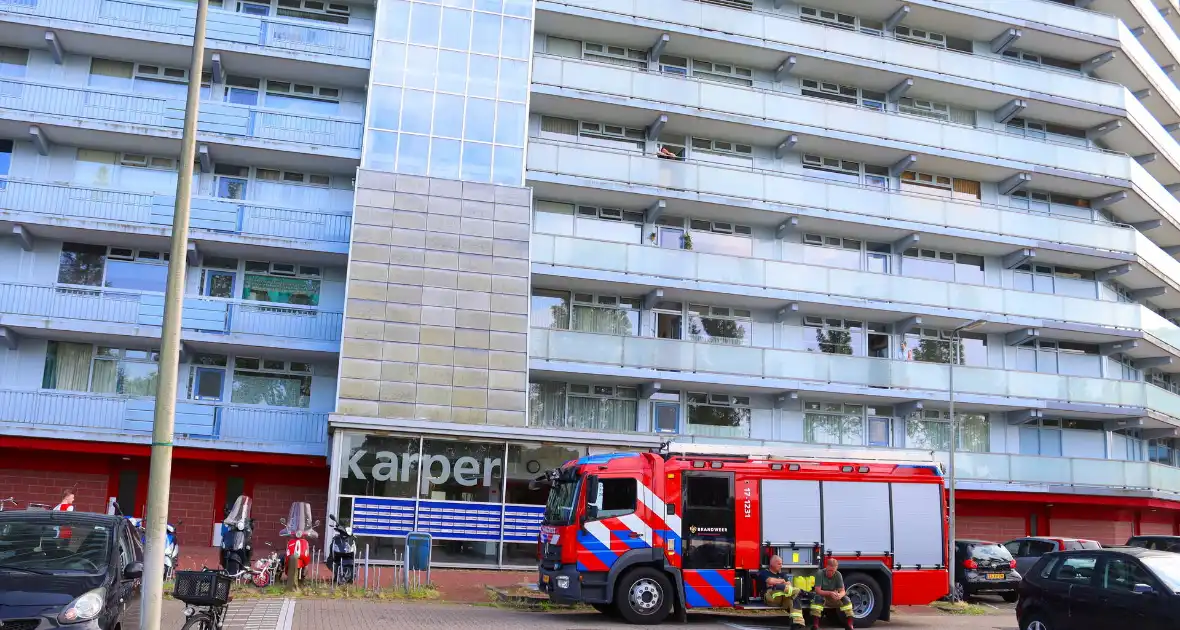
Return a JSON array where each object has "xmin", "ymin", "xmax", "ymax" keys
[{"xmin": 173, "ymin": 570, "xmax": 232, "ymax": 606}]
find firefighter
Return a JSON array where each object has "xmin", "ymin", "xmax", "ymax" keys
[
  {"xmin": 757, "ymin": 555, "xmax": 805, "ymax": 629},
  {"xmin": 809, "ymin": 558, "xmax": 855, "ymax": 630}
]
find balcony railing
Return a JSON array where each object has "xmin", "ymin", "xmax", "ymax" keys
[
  {"xmin": 0, "ymin": 0, "xmax": 373, "ymax": 61},
  {"xmin": 532, "ymin": 231, "xmax": 1180, "ymax": 357},
  {"xmin": 534, "ymin": 54, "xmax": 1131, "ymax": 175},
  {"xmin": 0, "ymin": 178, "xmax": 351, "ymax": 244},
  {"xmin": 944, "ymin": 450, "xmax": 1180, "ymax": 496},
  {"xmin": 0, "ymin": 282, "xmax": 343, "ymax": 343},
  {"xmin": 0, "ymin": 388, "xmax": 327, "ymax": 456},
  {"xmin": 0, "ymin": 78, "xmax": 364, "ymax": 150},
  {"xmin": 530, "ymin": 327, "xmax": 1180, "ymax": 420}
]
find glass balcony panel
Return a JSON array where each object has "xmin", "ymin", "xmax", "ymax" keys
[
  {"xmin": 1009, "ymin": 454, "xmax": 1072, "ymax": 484},
  {"xmin": 624, "ymin": 337, "xmax": 694, "ymax": 372}
]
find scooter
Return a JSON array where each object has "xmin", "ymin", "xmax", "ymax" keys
[
  {"xmin": 326, "ymin": 514, "xmax": 356, "ymax": 585},
  {"xmin": 163, "ymin": 521, "xmax": 180, "ymax": 580},
  {"xmin": 278, "ymin": 502, "xmax": 318, "ymax": 582},
  {"xmin": 220, "ymin": 495, "xmax": 254, "ymax": 576}
]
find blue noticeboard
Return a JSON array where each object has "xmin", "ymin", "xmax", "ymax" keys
[{"xmin": 351, "ymin": 497, "xmax": 546, "ymax": 543}]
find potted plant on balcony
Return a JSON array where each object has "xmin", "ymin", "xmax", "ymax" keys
[{"xmin": 681, "ymin": 232, "xmax": 693, "ymax": 250}]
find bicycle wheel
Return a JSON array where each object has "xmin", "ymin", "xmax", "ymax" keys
[{"xmin": 182, "ymin": 612, "xmax": 216, "ymax": 630}]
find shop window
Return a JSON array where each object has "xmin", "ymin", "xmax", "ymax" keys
[
  {"xmin": 230, "ymin": 357, "xmax": 312, "ymax": 408},
  {"xmin": 336, "ymin": 433, "xmax": 420, "ymax": 498},
  {"xmin": 419, "ymin": 439, "xmax": 504, "ymax": 503},
  {"xmin": 687, "ymin": 304, "xmax": 752, "ymax": 346},
  {"xmin": 686, "ymin": 393, "xmax": 751, "ymax": 438},
  {"xmin": 241, "ymin": 261, "xmax": 321, "ymax": 306}
]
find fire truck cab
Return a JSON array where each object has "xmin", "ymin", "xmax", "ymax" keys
[{"xmin": 537, "ymin": 444, "xmax": 949, "ymax": 626}]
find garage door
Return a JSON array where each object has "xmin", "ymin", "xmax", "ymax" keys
[
  {"xmin": 1138, "ymin": 517, "xmax": 1176, "ymax": 536},
  {"xmin": 956, "ymin": 515, "xmax": 1025, "ymax": 542},
  {"xmin": 1051, "ymin": 518, "xmax": 1133, "ymax": 545}
]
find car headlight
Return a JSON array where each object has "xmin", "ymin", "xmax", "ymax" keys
[
  {"xmin": 556, "ymin": 576, "xmax": 570, "ymax": 589},
  {"xmin": 59, "ymin": 588, "xmax": 105, "ymax": 623}
]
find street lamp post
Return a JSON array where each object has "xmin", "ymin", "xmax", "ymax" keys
[
  {"xmin": 947, "ymin": 318, "xmax": 987, "ymax": 602},
  {"xmin": 141, "ymin": 1, "xmax": 209, "ymax": 628}
]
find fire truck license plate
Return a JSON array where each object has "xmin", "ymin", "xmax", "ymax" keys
[{"xmin": 987, "ymin": 573, "xmax": 1005, "ymax": 580}]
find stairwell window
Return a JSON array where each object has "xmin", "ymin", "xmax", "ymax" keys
[
  {"xmin": 687, "ymin": 305, "xmax": 752, "ymax": 346},
  {"xmin": 571, "ymin": 293, "xmax": 641, "ymax": 336},
  {"xmin": 231, "ymin": 357, "xmax": 312, "ymax": 408},
  {"xmin": 686, "ymin": 393, "xmax": 751, "ymax": 438},
  {"xmin": 0, "ymin": 46, "xmax": 28, "ymax": 78}
]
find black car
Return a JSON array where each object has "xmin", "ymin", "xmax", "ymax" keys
[
  {"xmin": 1016, "ymin": 547, "xmax": 1180, "ymax": 630},
  {"xmin": 954, "ymin": 539, "xmax": 1021, "ymax": 602},
  {"xmin": 1127, "ymin": 535, "xmax": 1180, "ymax": 553},
  {"xmin": 0, "ymin": 511, "xmax": 143, "ymax": 629}
]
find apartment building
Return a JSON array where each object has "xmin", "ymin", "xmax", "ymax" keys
[{"xmin": 4, "ymin": 0, "xmax": 1180, "ymax": 567}]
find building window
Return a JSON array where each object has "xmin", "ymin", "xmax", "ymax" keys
[
  {"xmin": 241, "ymin": 261, "xmax": 321, "ymax": 306},
  {"xmin": 1015, "ymin": 340, "xmax": 1101, "ymax": 377},
  {"xmin": 74, "ymin": 149, "xmax": 180, "ymax": 194},
  {"xmin": 0, "ymin": 138, "xmax": 10, "ymax": 189},
  {"xmin": 1148, "ymin": 438, "xmax": 1177, "ymax": 467},
  {"xmin": 1013, "ymin": 264, "xmax": 1097, "ymax": 299},
  {"xmin": 798, "ymin": 6, "xmax": 883, "ymax": 35},
  {"xmin": 686, "ymin": 393, "xmax": 751, "ymax": 438},
  {"xmin": 1020, "ymin": 419, "xmax": 1064, "ymax": 457},
  {"xmin": 1008, "ymin": 190, "xmax": 1095, "ymax": 222},
  {"xmin": 57, "ymin": 243, "xmax": 169, "ymax": 293},
  {"xmin": 571, "ymin": 293, "xmax": 641, "ymax": 336},
  {"xmin": 901, "ymin": 170, "xmax": 981, "ymax": 200},
  {"xmin": 901, "ymin": 248, "xmax": 985, "ymax": 284},
  {"xmin": 88, "ymin": 58, "xmax": 210, "ymax": 100},
  {"xmin": 806, "ymin": 403, "xmax": 893, "ymax": 447},
  {"xmin": 531, "ymin": 200, "xmax": 644, "ymax": 243},
  {"xmin": 528, "ymin": 382, "xmax": 639, "ymax": 433},
  {"xmin": 801, "ymin": 316, "xmax": 890, "ymax": 357},
  {"xmin": 42, "ymin": 342, "xmax": 159, "ymax": 397},
  {"xmin": 801, "ymin": 154, "xmax": 890, "ymax": 189},
  {"xmin": 799, "ymin": 79, "xmax": 887, "ymax": 111},
  {"xmin": 897, "ymin": 97, "xmax": 975, "ymax": 126},
  {"xmin": 690, "ymin": 59, "xmax": 754, "ymax": 86},
  {"xmin": 275, "ymin": 0, "xmax": 352, "ymax": 25},
  {"xmin": 801, "ymin": 233, "xmax": 892, "ymax": 273},
  {"xmin": 539, "ymin": 116, "xmax": 645, "ymax": 150},
  {"xmin": 905, "ymin": 410, "xmax": 989, "ymax": 452},
  {"xmin": 530, "ymin": 289, "xmax": 570, "ymax": 330},
  {"xmin": 1002, "ymin": 49, "xmax": 1082, "ymax": 73},
  {"xmin": 264, "ymin": 79, "xmax": 341, "ymax": 115},
  {"xmin": 230, "ymin": 357, "xmax": 312, "ymax": 408},
  {"xmin": 0, "ymin": 46, "xmax": 28, "ymax": 77},
  {"xmin": 654, "ymin": 301, "xmax": 685, "ymax": 340},
  {"xmin": 582, "ymin": 41, "xmax": 647, "ymax": 70},
  {"xmin": 687, "ymin": 305, "xmax": 752, "ymax": 346},
  {"xmin": 1114, "ymin": 354, "xmax": 1143, "ymax": 382},
  {"xmin": 900, "ymin": 327, "xmax": 987, "ymax": 366},
  {"xmin": 652, "ymin": 217, "xmax": 752, "ymax": 256},
  {"xmin": 689, "ymin": 137, "xmax": 754, "ymax": 167}
]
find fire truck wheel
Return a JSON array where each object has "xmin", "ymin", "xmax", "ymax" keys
[
  {"xmin": 843, "ymin": 572, "xmax": 884, "ymax": 627},
  {"xmin": 616, "ymin": 567, "xmax": 673, "ymax": 625},
  {"xmin": 591, "ymin": 602, "xmax": 619, "ymax": 617}
]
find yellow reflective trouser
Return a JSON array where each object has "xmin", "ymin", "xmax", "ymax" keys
[
  {"xmin": 809, "ymin": 594, "xmax": 854, "ymax": 617},
  {"xmin": 765, "ymin": 586, "xmax": 805, "ymax": 625}
]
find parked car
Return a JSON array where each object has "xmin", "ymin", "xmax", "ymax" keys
[
  {"xmin": 0, "ymin": 510, "xmax": 143, "ymax": 629},
  {"xmin": 1004, "ymin": 537, "xmax": 1102, "ymax": 578},
  {"xmin": 1016, "ymin": 547, "xmax": 1180, "ymax": 630},
  {"xmin": 1127, "ymin": 535, "xmax": 1180, "ymax": 553},
  {"xmin": 954, "ymin": 539, "xmax": 1022, "ymax": 602}
]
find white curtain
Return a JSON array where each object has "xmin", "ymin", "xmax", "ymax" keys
[
  {"xmin": 567, "ymin": 396, "xmax": 636, "ymax": 432},
  {"xmin": 51, "ymin": 342, "xmax": 93, "ymax": 392}
]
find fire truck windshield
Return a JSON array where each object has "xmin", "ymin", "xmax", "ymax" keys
[{"xmin": 542, "ymin": 477, "xmax": 580, "ymax": 526}]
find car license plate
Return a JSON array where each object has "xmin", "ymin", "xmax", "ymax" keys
[
  {"xmin": 543, "ymin": 575, "xmax": 550, "ymax": 584},
  {"xmin": 987, "ymin": 573, "xmax": 1005, "ymax": 580}
]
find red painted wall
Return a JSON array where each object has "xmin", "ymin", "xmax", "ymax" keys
[
  {"xmin": 0, "ymin": 468, "xmax": 109, "ymax": 513},
  {"xmin": 956, "ymin": 514, "xmax": 1027, "ymax": 541},
  {"xmin": 1139, "ymin": 512, "xmax": 1178, "ymax": 536}
]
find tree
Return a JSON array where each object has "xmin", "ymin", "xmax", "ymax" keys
[
  {"xmin": 690, "ymin": 317, "xmax": 747, "ymax": 344},
  {"xmin": 813, "ymin": 328, "xmax": 853, "ymax": 355}
]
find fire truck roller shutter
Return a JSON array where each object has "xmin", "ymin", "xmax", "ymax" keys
[
  {"xmin": 822, "ymin": 482, "xmax": 891, "ymax": 555},
  {"xmin": 760, "ymin": 480, "xmax": 822, "ymax": 545},
  {"xmin": 889, "ymin": 482, "xmax": 943, "ymax": 567}
]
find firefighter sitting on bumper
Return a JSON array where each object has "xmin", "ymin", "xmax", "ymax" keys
[
  {"xmin": 810, "ymin": 558, "xmax": 855, "ymax": 630},
  {"xmin": 756, "ymin": 555, "xmax": 806, "ymax": 628}
]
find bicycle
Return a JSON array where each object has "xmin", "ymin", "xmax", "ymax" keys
[{"xmin": 174, "ymin": 569, "xmax": 233, "ymax": 630}]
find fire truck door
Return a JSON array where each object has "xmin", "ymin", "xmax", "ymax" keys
[{"xmin": 680, "ymin": 472, "xmax": 737, "ymax": 608}]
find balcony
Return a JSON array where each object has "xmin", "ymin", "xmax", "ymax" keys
[
  {"xmin": 0, "ymin": 388, "xmax": 327, "ymax": 456},
  {"xmin": 0, "ymin": 282, "xmax": 343, "ymax": 348},
  {"xmin": 0, "ymin": 77, "xmax": 364, "ymax": 154},
  {"xmin": 538, "ymin": 0, "xmax": 1127, "ymax": 111},
  {"xmin": 0, "ymin": 178, "xmax": 351, "ymax": 248},
  {"xmin": 529, "ymin": 327, "xmax": 1180, "ymax": 421},
  {"xmin": 946, "ymin": 450, "xmax": 1180, "ymax": 498},
  {"xmin": 532, "ymin": 54, "xmax": 1133, "ymax": 182},
  {"xmin": 0, "ymin": 0, "xmax": 373, "ymax": 65}
]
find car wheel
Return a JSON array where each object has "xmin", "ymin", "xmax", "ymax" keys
[
  {"xmin": 615, "ymin": 567, "xmax": 673, "ymax": 625},
  {"xmin": 844, "ymin": 572, "xmax": 884, "ymax": 627},
  {"xmin": 1020, "ymin": 612, "xmax": 1051, "ymax": 630},
  {"xmin": 1001, "ymin": 591, "xmax": 1018, "ymax": 603}
]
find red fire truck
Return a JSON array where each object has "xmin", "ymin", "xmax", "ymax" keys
[{"xmin": 536, "ymin": 444, "xmax": 949, "ymax": 626}]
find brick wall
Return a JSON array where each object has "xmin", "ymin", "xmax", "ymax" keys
[
  {"xmin": 956, "ymin": 514, "xmax": 1027, "ymax": 541},
  {"xmin": 0, "ymin": 468, "xmax": 109, "ymax": 513},
  {"xmin": 250, "ymin": 483, "xmax": 329, "ymax": 553},
  {"xmin": 1050, "ymin": 518, "xmax": 1134, "ymax": 545},
  {"xmin": 169, "ymin": 477, "xmax": 216, "ymax": 549}
]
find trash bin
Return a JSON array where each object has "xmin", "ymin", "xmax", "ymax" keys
[{"xmin": 404, "ymin": 532, "xmax": 432, "ymax": 590}]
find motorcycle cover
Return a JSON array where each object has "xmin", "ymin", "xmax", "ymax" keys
[{"xmin": 223, "ymin": 496, "xmax": 251, "ymax": 530}]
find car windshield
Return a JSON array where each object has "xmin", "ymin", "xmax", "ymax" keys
[
  {"xmin": 543, "ymin": 477, "xmax": 581, "ymax": 526},
  {"xmin": 969, "ymin": 544, "xmax": 1013, "ymax": 561},
  {"xmin": 1080, "ymin": 541, "xmax": 1101, "ymax": 550},
  {"xmin": 0, "ymin": 518, "xmax": 111, "ymax": 574},
  {"xmin": 1143, "ymin": 556, "xmax": 1180, "ymax": 593}
]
